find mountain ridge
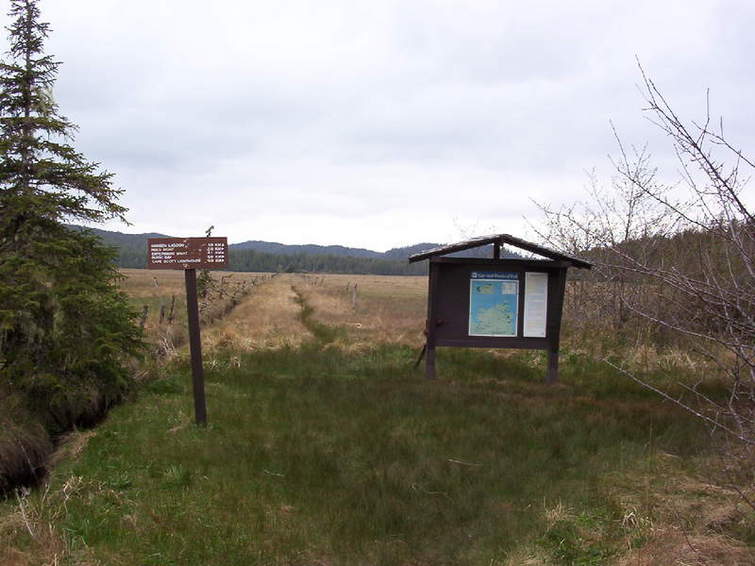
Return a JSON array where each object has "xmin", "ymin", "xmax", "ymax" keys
[
  {"xmin": 68, "ymin": 225, "xmax": 464, "ymax": 261},
  {"xmin": 67, "ymin": 225, "xmax": 519, "ymax": 275}
]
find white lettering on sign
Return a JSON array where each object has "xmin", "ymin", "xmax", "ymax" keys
[{"xmin": 146, "ymin": 237, "xmax": 229, "ymax": 270}]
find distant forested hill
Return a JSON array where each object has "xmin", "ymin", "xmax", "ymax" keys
[
  {"xmin": 229, "ymin": 249, "xmax": 427, "ymax": 275},
  {"xmin": 67, "ymin": 225, "xmax": 519, "ymax": 275},
  {"xmin": 66, "ymin": 225, "xmax": 171, "ymax": 269},
  {"xmin": 66, "ymin": 225, "xmax": 432, "ymax": 274},
  {"xmin": 232, "ymin": 240, "xmax": 384, "ymax": 259}
]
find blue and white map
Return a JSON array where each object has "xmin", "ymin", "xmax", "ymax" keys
[{"xmin": 468, "ymin": 272, "xmax": 519, "ymax": 337}]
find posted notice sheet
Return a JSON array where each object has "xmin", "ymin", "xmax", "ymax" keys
[{"xmin": 523, "ymin": 272, "xmax": 548, "ymax": 337}]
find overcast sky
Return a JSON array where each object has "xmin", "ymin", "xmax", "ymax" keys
[{"xmin": 3, "ymin": 0, "xmax": 753, "ymax": 250}]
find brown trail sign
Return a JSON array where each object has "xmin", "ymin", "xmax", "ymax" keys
[
  {"xmin": 409, "ymin": 234, "xmax": 591, "ymax": 382},
  {"xmin": 147, "ymin": 237, "xmax": 229, "ymax": 425},
  {"xmin": 147, "ymin": 237, "xmax": 228, "ymax": 270}
]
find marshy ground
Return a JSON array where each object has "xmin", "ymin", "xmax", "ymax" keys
[{"xmin": 1, "ymin": 272, "xmax": 753, "ymax": 565}]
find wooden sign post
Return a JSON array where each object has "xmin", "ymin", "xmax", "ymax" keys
[{"xmin": 147, "ymin": 237, "xmax": 229, "ymax": 425}]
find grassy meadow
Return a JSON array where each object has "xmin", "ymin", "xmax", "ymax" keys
[{"xmin": 1, "ymin": 272, "xmax": 753, "ymax": 565}]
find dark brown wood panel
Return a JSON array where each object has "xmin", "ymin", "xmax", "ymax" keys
[
  {"xmin": 431, "ymin": 259, "xmax": 560, "ymax": 347},
  {"xmin": 147, "ymin": 237, "xmax": 228, "ymax": 270},
  {"xmin": 422, "ymin": 257, "xmax": 569, "ymax": 381},
  {"xmin": 436, "ymin": 338, "xmax": 550, "ymax": 349}
]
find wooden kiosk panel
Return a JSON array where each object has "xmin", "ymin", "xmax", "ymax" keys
[
  {"xmin": 410, "ymin": 234, "xmax": 589, "ymax": 383},
  {"xmin": 429, "ymin": 258, "xmax": 566, "ymax": 351}
]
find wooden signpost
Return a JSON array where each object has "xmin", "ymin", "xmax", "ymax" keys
[
  {"xmin": 409, "ymin": 234, "xmax": 591, "ymax": 382},
  {"xmin": 147, "ymin": 237, "xmax": 229, "ymax": 425}
]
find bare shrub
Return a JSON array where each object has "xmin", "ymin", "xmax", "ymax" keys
[{"xmin": 534, "ymin": 64, "xmax": 754, "ymax": 452}]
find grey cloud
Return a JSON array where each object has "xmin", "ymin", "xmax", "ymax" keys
[{"xmin": 3, "ymin": 0, "xmax": 753, "ymax": 249}]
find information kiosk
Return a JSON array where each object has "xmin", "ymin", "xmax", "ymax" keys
[{"xmin": 409, "ymin": 234, "xmax": 592, "ymax": 382}]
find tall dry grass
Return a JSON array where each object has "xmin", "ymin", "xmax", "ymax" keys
[
  {"xmin": 202, "ymin": 275, "xmax": 312, "ymax": 352},
  {"xmin": 120, "ymin": 269, "xmax": 733, "ymax": 383},
  {"xmin": 291, "ymin": 273, "xmax": 426, "ymax": 349},
  {"xmin": 119, "ymin": 269, "xmax": 271, "ymax": 358}
]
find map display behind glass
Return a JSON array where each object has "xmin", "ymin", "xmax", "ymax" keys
[{"xmin": 468, "ymin": 272, "xmax": 519, "ymax": 337}]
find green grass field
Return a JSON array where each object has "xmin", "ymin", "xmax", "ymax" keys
[
  {"xmin": 1, "ymin": 274, "xmax": 752, "ymax": 565},
  {"xmin": 4, "ymin": 345, "xmax": 714, "ymax": 565}
]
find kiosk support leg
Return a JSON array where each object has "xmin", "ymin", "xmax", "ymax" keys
[
  {"xmin": 424, "ymin": 261, "xmax": 440, "ymax": 381},
  {"xmin": 545, "ymin": 267, "xmax": 567, "ymax": 384},
  {"xmin": 425, "ymin": 343, "xmax": 436, "ymax": 380},
  {"xmin": 546, "ymin": 349, "xmax": 559, "ymax": 384}
]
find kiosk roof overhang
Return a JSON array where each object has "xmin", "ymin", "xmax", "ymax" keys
[{"xmin": 408, "ymin": 233, "xmax": 592, "ymax": 269}]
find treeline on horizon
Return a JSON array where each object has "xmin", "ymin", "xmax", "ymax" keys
[
  {"xmin": 575, "ymin": 221, "xmax": 753, "ymax": 283},
  {"xmin": 116, "ymin": 246, "xmax": 428, "ymax": 276},
  {"xmin": 96, "ymin": 223, "xmax": 744, "ymax": 279}
]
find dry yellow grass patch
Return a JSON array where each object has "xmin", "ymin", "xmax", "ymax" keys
[
  {"xmin": 119, "ymin": 268, "xmax": 263, "ymax": 304},
  {"xmin": 119, "ymin": 269, "xmax": 427, "ymax": 354},
  {"xmin": 0, "ymin": 478, "xmax": 91, "ymax": 566},
  {"xmin": 118, "ymin": 268, "xmax": 190, "ymax": 298},
  {"xmin": 203, "ymin": 274, "xmax": 312, "ymax": 351},
  {"xmin": 293, "ymin": 273, "xmax": 427, "ymax": 347},
  {"xmin": 496, "ymin": 547, "xmax": 552, "ymax": 566},
  {"xmin": 118, "ymin": 268, "xmax": 264, "ymax": 308},
  {"xmin": 118, "ymin": 269, "xmax": 273, "ymax": 352},
  {"xmin": 610, "ymin": 453, "xmax": 755, "ymax": 566},
  {"xmin": 617, "ymin": 531, "xmax": 754, "ymax": 565}
]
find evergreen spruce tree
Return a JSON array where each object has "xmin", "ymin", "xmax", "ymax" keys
[{"xmin": 0, "ymin": 0, "xmax": 142, "ymax": 431}]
